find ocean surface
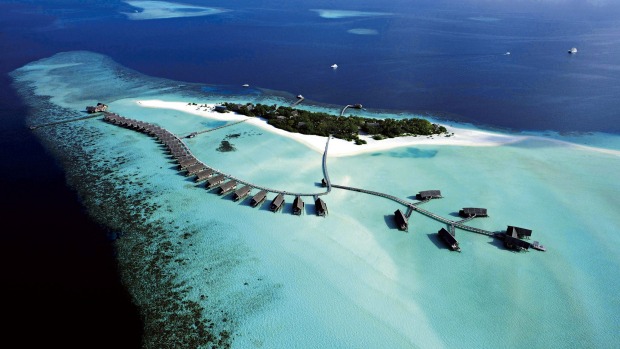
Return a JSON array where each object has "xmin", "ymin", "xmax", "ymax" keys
[{"xmin": 2, "ymin": 1, "xmax": 620, "ymax": 348}]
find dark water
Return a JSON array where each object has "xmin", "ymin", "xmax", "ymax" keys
[{"xmin": 2, "ymin": 0, "xmax": 620, "ymax": 347}]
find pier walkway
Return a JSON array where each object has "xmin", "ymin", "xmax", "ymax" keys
[
  {"xmin": 291, "ymin": 95, "xmax": 305, "ymax": 107},
  {"xmin": 331, "ymin": 183, "xmax": 495, "ymax": 237},
  {"xmin": 340, "ymin": 104, "xmax": 363, "ymax": 117},
  {"xmin": 179, "ymin": 119, "xmax": 248, "ymax": 139},
  {"xmin": 102, "ymin": 112, "xmax": 330, "ymax": 198},
  {"xmin": 29, "ymin": 112, "xmax": 104, "ymax": 130}
]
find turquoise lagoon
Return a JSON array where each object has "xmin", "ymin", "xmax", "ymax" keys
[{"xmin": 11, "ymin": 51, "xmax": 620, "ymax": 348}]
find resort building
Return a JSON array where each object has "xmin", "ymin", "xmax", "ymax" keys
[
  {"xmin": 438, "ymin": 228, "xmax": 460, "ymax": 252},
  {"xmin": 459, "ymin": 207, "xmax": 488, "ymax": 218},
  {"xmin": 416, "ymin": 190, "xmax": 442, "ymax": 200},
  {"xmin": 270, "ymin": 193, "xmax": 285, "ymax": 212},
  {"xmin": 394, "ymin": 209, "xmax": 408, "ymax": 231}
]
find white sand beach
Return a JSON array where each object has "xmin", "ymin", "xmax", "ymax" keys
[{"xmin": 136, "ymin": 99, "xmax": 528, "ymax": 157}]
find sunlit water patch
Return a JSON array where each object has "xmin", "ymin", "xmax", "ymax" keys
[
  {"xmin": 122, "ymin": 0, "xmax": 228, "ymax": 20},
  {"xmin": 347, "ymin": 28, "xmax": 379, "ymax": 35},
  {"xmin": 311, "ymin": 9, "xmax": 393, "ymax": 19}
]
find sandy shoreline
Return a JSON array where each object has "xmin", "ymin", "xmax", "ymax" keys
[{"xmin": 135, "ymin": 99, "xmax": 620, "ymax": 157}]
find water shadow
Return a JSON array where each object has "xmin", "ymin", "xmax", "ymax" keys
[
  {"xmin": 426, "ymin": 233, "xmax": 445, "ymax": 250},
  {"xmin": 306, "ymin": 203, "xmax": 317, "ymax": 216},
  {"xmin": 383, "ymin": 214, "xmax": 398, "ymax": 230},
  {"xmin": 448, "ymin": 211, "xmax": 461, "ymax": 218}
]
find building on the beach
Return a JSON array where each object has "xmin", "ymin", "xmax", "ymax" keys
[
  {"xmin": 214, "ymin": 105, "xmax": 228, "ymax": 113},
  {"xmin": 438, "ymin": 228, "xmax": 460, "ymax": 252},
  {"xmin": 459, "ymin": 207, "xmax": 488, "ymax": 217},
  {"xmin": 506, "ymin": 225, "xmax": 532, "ymax": 239},
  {"xmin": 315, "ymin": 198, "xmax": 328, "ymax": 216},
  {"xmin": 233, "ymin": 185, "xmax": 252, "ymax": 201},
  {"xmin": 86, "ymin": 102, "xmax": 108, "ymax": 113},
  {"xmin": 394, "ymin": 209, "xmax": 408, "ymax": 231},
  {"xmin": 251, "ymin": 190, "xmax": 267, "ymax": 207},
  {"xmin": 219, "ymin": 180, "xmax": 237, "ymax": 195},
  {"xmin": 270, "ymin": 193, "xmax": 285, "ymax": 212},
  {"xmin": 206, "ymin": 174, "xmax": 225, "ymax": 189},
  {"xmin": 416, "ymin": 190, "xmax": 442, "ymax": 200},
  {"xmin": 293, "ymin": 196, "xmax": 304, "ymax": 215}
]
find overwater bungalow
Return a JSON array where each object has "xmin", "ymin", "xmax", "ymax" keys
[
  {"xmin": 416, "ymin": 190, "xmax": 442, "ymax": 200},
  {"xmin": 195, "ymin": 168, "xmax": 213, "ymax": 182},
  {"xmin": 178, "ymin": 157, "xmax": 198, "ymax": 170},
  {"xmin": 503, "ymin": 235, "xmax": 531, "ymax": 251},
  {"xmin": 394, "ymin": 209, "xmax": 408, "ymax": 231},
  {"xmin": 315, "ymin": 197, "xmax": 328, "ymax": 216},
  {"xmin": 293, "ymin": 196, "xmax": 304, "ymax": 215},
  {"xmin": 498, "ymin": 226, "xmax": 532, "ymax": 251},
  {"xmin": 438, "ymin": 228, "xmax": 460, "ymax": 252},
  {"xmin": 506, "ymin": 225, "xmax": 532, "ymax": 239},
  {"xmin": 219, "ymin": 180, "xmax": 237, "ymax": 195},
  {"xmin": 206, "ymin": 174, "xmax": 225, "ymax": 189},
  {"xmin": 270, "ymin": 193, "xmax": 285, "ymax": 212},
  {"xmin": 185, "ymin": 163, "xmax": 205, "ymax": 176},
  {"xmin": 251, "ymin": 190, "xmax": 267, "ymax": 207},
  {"xmin": 233, "ymin": 185, "xmax": 252, "ymax": 201},
  {"xmin": 459, "ymin": 207, "xmax": 488, "ymax": 218},
  {"xmin": 86, "ymin": 102, "xmax": 108, "ymax": 113}
]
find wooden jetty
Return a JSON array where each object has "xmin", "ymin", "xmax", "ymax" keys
[
  {"xmin": 459, "ymin": 207, "xmax": 488, "ymax": 218},
  {"xmin": 233, "ymin": 185, "xmax": 252, "ymax": 201},
  {"xmin": 315, "ymin": 197, "xmax": 328, "ymax": 216},
  {"xmin": 340, "ymin": 103, "xmax": 363, "ymax": 117},
  {"xmin": 251, "ymin": 190, "xmax": 268, "ymax": 207},
  {"xmin": 293, "ymin": 196, "xmax": 304, "ymax": 215},
  {"xmin": 270, "ymin": 193, "xmax": 285, "ymax": 212},
  {"xmin": 206, "ymin": 174, "xmax": 226, "ymax": 189},
  {"xmin": 416, "ymin": 190, "xmax": 442, "ymax": 200},
  {"xmin": 101, "ymin": 111, "xmax": 548, "ymax": 253},
  {"xmin": 438, "ymin": 227, "xmax": 461, "ymax": 252},
  {"xmin": 394, "ymin": 209, "xmax": 408, "ymax": 231},
  {"xmin": 291, "ymin": 95, "xmax": 305, "ymax": 107}
]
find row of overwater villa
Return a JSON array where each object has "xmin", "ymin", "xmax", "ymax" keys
[{"xmin": 100, "ymin": 108, "xmax": 544, "ymax": 254}]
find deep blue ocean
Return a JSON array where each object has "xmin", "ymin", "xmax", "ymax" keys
[{"xmin": 2, "ymin": 0, "xmax": 619, "ymax": 347}]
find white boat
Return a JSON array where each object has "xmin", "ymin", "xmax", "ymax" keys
[
  {"xmin": 242, "ymin": 83, "xmax": 249, "ymax": 87},
  {"xmin": 505, "ymin": 51, "xmax": 510, "ymax": 55},
  {"xmin": 568, "ymin": 47, "xmax": 578, "ymax": 54},
  {"xmin": 531, "ymin": 241, "xmax": 546, "ymax": 251},
  {"xmin": 331, "ymin": 64, "xmax": 338, "ymax": 69}
]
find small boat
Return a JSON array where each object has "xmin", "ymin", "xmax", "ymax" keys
[
  {"xmin": 296, "ymin": 94, "xmax": 304, "ymax": 99},
  {"xmin": 242, "ymin": 83, "xmax": 250, "ymax": 87},
  {"xmin": 531, "ymin": 241, "xmax": 546, "ymax": 251},
  {"xmin": 505, "ymin": 51, "xmax": 511, "ymax": 55},
  {"xmin": 330, "ymin": 64, "xmax": 338, "ymax": 69},
  {"xmin": 568, "ymin": 47, "xmax": 578, "ymax": 54}
]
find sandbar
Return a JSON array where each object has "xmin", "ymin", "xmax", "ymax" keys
[{"xmin": 135, "ymin": 99, "xmax": 620, "ymax": 157}]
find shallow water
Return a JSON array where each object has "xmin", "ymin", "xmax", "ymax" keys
[{"xmin": 11, "ymin": 51, "xmax": 620, "ymax": 348}]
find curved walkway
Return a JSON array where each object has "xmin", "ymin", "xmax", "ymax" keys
[
  {"xmin": 102, "ymin": 111, "xmax": 510, "ymax": 240},
  {"xmin": 331, "ymin": 183, "xmax": 495, "ymax": 237},
  {"xmin": 103, "ymin": 112, "xmax": 330, "ymax": 197}
]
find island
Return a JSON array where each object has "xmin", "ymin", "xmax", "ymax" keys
[{"xmin": 217, "ymin": 102, "xmax": 448, "ymax": 145}]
